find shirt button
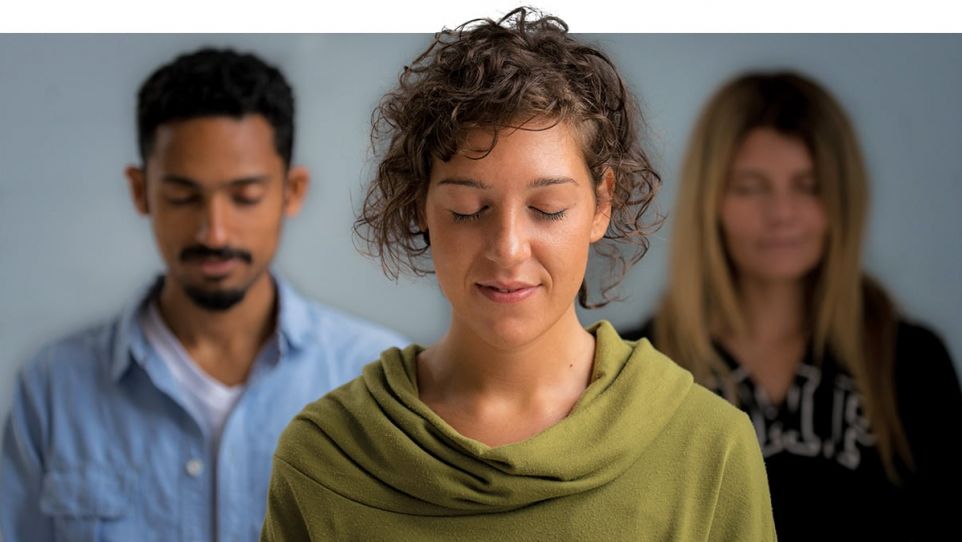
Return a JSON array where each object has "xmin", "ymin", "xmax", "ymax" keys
[{"xmin": 185, "ymin": 458, "xmax": 204, "ymax": 477}]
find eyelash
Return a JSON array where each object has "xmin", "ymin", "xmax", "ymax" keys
[
  {"xmin": 538, "ymin": 209, "xmax": 566, "ymax": 221},
  {"xmin": 451, "ymin": 210, "xmax": 484, "ymax": 223},
  {"xmin": 233, "ymin": 196, "xmax": 262, "ymax": 206},
  {"xmin": 450, "ymin": 207, "xmax": 567, "ymax": 223}
]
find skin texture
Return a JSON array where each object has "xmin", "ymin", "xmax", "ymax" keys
[
  {"xmin": 416, "ymin": 120, "xmax": 613, "ymax": 447},
  {"xmin": 718, "ymin": 127, "xmax": 828, "ymax": 404},
  {"xmin": 125, "ymin": 114, "xmax": 309, "ymax": 385}
]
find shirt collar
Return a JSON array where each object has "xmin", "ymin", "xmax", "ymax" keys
[
  {"xmin": 109, "ymin": 272, "xmax": 313, "ymax": 382},
  {"xmin": 110, "ymin": 277, "xmax": 163, "ymax": 382},
  {"xmin": 273, "ymin": 274, "xmax": 313, "ymax": 353}
]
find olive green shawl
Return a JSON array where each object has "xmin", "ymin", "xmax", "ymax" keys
[{"xmin": 261, "ymin": 321, "xmax": 775, "ymax": 541}]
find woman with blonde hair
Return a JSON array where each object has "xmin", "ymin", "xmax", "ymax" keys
[
  {"xmin": 260, "ymin": 9, "xmax": 776, "ymax": 541},
  {"xmin": 624, "ymin": 71, "xmax": 962, "ymax": 540}
]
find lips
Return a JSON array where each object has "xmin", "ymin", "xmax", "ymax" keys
[
  {"xmin": 180, "ymin": 245, "xmax": 252, "ymax": 280},
  {"xmin": 476, "ymin": 281, "xmax": 540, "ymax": 304},
  {"xmin": 758, "ymin": 237, "xmax": 806, "ymax": 250},
  {"xmin": 194, "ymin": 257, "xmax": 239, "ymax": 278}
]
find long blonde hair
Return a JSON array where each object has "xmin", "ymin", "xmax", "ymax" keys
[{"xmin": 654, "ymin": 71, "xmax": 912, "ymax": 481}]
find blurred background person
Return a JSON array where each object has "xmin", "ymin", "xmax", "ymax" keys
[
  {"xmin": 623, "ymin": 71, "xmax": 962, "ymax": 541},
  {"xmin": 0, "ymin": 48, "xmax": 407, "ymax": 542}
]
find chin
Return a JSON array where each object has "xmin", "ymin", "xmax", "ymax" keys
[
  {"xmin": 751, "ymin": 263, "xmax": 820, "ymax": 283},
  {"xmin": 183, "ymin": 285, "xmax": 248, "ymax": 312}
]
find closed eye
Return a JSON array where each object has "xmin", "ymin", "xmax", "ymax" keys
[
  {"xmin": 232, "ymin": 195, "xmax": 263, "ymax": 206},
  {"xmin": 232, "ymin": 183, "xmax": 267, "ymax": 206},
  {"xmin": 532, "ymin": 207, "xmax": 566, "ymax": 221},
  {"xmin": 451, "ymin": 207, "xmax": 487, "ymax": 223},
  {"xmin": 165, "ymin": 195, "xmax": 200, "ymax": 206}
]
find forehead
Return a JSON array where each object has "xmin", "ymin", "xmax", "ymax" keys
[
  {"xmin": 732, "ymin": 128, "xmax": 813, "ymax": 172},
  {"xmin": 429, "ymin": 121, "xmax": 591, "ymax": 186},
  {"xmin": 147, "ymin": 114, "xmax": 282, "ymax": 179}
]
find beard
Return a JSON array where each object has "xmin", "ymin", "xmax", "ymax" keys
[
  {"xmin": 175, "ymin": 244, "xmax": 258, "ymax": 311},
  {"xmin": 182, "ymin": 285, "xmax": 248, "ymax": 311}
]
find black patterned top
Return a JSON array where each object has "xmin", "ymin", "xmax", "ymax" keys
[{"xmin": 622, "ymin": 319, "xmax": 962, "ymax": 542}]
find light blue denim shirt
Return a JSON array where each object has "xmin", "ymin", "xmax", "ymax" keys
[{"xmin": 0, "ymin": 275, "xmax": 409, "ymax": 542}]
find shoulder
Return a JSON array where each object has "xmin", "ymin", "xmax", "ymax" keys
[
  {"xmin": 6, "ymin": 317, "xmax": 122, "ymax": 442},
  {"xmin": 16, "ymin": 317, "xmax": 119, "ymax": 392},
  {"xmin": 683, "ymin": 381, "xmax": 758, "ymax": 445},
  {"xmin": 670, "ymin": 382, "xmax": 769, "ymax": 504},
  {"xmin": 274, "ymin": 375, "xmax": 365, "ymax": 453},
  {"xmin": 628, "ymin": 335, "xmax": 757, "ymax": 451},
  {"xmin": 893, "ymin": 318, "xmax": 958, "ymax": 381},
  {"xmin": 895, "ymin": 319, "xmax": 951, "ymax": 358},
  {"xmin": 308, "ymin": 301, "xmax": 409, "ymax": 347},
  {"xmin": 640, "ymin": 341, "xmax": 757, "ymax": 451},
  {"xmin": 264, "ymin": 352, "xmax": 411, "ymax": 531},
  {"xmin": 891, "ymin": 317, "xmax": 961, "ymax": 421},
  {"xmin": 636, "ymin": 344, "xmax": 770, "ymax": 522},
  {"xmin": 274, "ymin": 344, "xmax": 410, "ymax": 460},
  {"xmin": 272, "ymin": 357, "xmax": 394, "ymax": 487},
  {"xmin": 297, "ymin": 300, "xmax": 410, "ymax": 379},
  {"xmin": 277, "ymin": 278, "xmax": 410, "ymax": 352},
  {"xmin": 695, "ymin": 392, "xmax": 775, "ymax": 540}
]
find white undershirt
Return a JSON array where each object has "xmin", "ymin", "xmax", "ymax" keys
[{"xmin": 140, "ymin": 301, "xmax": 246, "ymax": 452}]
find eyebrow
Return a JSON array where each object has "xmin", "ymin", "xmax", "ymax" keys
[
  {"xmin": 731, "ymin": 169, "xmax": 814, "ymax": 181},
  {"xmin": 730, "ymin": 170, "xmax": 767, "ymax": 180},
  {"xmin": 529, "ymin": 177, "xmax": 577, "ymax": 188},
  {"xmin": 161, "ymin": 174, "xmax": 270, "ymax": 189},
  {"xmin": 437, "ymin": 176, "xmax": 578, "ymax": 190}
]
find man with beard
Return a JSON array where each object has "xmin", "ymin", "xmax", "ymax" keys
[{"xmin": 0, "ymin": 48, "xmax": 407, "ymax": 542}]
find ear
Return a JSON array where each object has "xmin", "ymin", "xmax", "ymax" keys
[
  {"xmin": 416, "ymin": 203, "xmax": 428, "ymax": 232},
  {"xmin": 415, "ymin": 185, "xmax": 430, "ymax": 232},
  {"xmin": 590, "ymin": 168, "xmax": 614, "ymax": 243},
  {"xmin": 282, "ymin": 165, "xmax": 310, "ymax": 218},
  {"xmin": 125, "ymin": 165, "xmax": 150, "ymax": 216}
]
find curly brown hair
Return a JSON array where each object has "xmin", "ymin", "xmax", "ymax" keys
[{"xmin": 354, "ymin": 6, "xmax": 662, "ymax": 308}]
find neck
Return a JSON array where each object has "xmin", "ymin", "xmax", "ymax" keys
[
  {"xmin": 419, "ymin": 305, "xmax": 595, "ymax": 405},
  {"xmin": 734, "ymin": 275, "xmax": 808, "ymax": 343},
  {"xmin": 155, "ymin": 271, "xmax": 277, "ymax": 385}
]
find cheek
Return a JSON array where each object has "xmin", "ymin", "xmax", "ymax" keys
[
  {"xmin": 422, "ymin": 224, "xmax": 472, "ymax": 296},
  {"xmin": 718, "ymin": 200, "xmax": 763, "ymax": 273},
  {"xmin": 149, "ymin": 219, "xmax": 189, "ymax": 269},
  {"xmin": 151, "ymin": 212, "xmax": 190, "ymax": 244},
  {"xmin": 806, "ymin": 202, "xmax": 829, "ymax": 237},
  {"xmin": 805, "ymin": 204, "xmax": 829, "ymax": 259},
  {"xmin": 719, "ymin": 199, "xmax": 758, "ymax": 243},
  {"xmin": 245, "ymin": 207, "xmax": 284, "ymax": 236},
  {"xmin": 429, "ymin": 238, "xmax": 463, "ymax": 277},
  {"xmin": 534, "ymin": 217, "xmax": 594, "ymax": 285}
]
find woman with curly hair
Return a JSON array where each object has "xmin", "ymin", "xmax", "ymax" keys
[
  {"xmin": 261, "ymin": 9, "xmax": 776, "ymax": 541},
  {"xmin": 623, "ymin": 71, "xmax": 962, "ymax": 540}
]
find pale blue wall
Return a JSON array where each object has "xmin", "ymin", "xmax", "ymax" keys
[{"xmin": 2, "ymin": 34, "xmax": 960, "ymax": 422}]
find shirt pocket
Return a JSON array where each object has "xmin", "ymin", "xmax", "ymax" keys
[{"xmin": 39, "ymin": 468, "xmax": 138, "ymax": 542}]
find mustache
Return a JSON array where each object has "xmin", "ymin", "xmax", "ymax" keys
[{"xmin": 179, "ymin": 245, "xmax": 253, "ymax": 264}]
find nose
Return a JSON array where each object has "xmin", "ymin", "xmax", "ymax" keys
[
  {"xmin": 484, "ymin": 208, "xmax": 531, "ymax": 267},
  {"xmin": 767, "ymin": 189, "xmax": 799, "ymax": 225},
  {"xmin": 195, "ymin": 194, "xmax": 230, "ymax": 247}
]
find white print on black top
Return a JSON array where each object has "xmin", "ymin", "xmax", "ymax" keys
[{"xmin": 727, "ymin": 363, "xmax": 876, "ymax": 470}]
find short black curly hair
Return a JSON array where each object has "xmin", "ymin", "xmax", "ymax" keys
[
  {"xmin": 355, "ymin": 7, "xmax": 662, "ymax": 308},
  {"xmin": 136, "ymin": 47, "xmax": 295, "ymax": 168}
]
